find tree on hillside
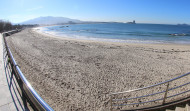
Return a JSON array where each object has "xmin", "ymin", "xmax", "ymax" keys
[
  {"xmin": 0, "ymin": 19, "xmax": 39, "ymax": 32},
  {"xmin": 0, "ymin": 20, "xmax": 13, "ymax": 32},
  {"xmin": 0, "ymin": 20, "xmax": 4, "ymax": 32}
]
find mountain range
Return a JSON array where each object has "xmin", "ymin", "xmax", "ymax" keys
[{"xmin": 20, "ymin": 16, "xmax": 83, "ymax": 25}]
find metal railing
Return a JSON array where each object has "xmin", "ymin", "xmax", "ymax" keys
[
  {"xmin": 110, "ymin": 71, "xmax": 190, "ymax": 110},
  {"xmin": 2, "ymin": 30, "xmax": 54, "ymax": 111}
]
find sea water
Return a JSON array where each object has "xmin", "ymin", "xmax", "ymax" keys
[{"xmin": 38, "ymin": 23, "xmax": 190, "ymax": 44}]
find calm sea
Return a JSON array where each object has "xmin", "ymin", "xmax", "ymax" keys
[{"xmin": 38, "ymin": 23, "xmax": 190, "ymax": 44}]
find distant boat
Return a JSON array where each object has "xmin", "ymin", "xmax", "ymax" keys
[{"xmin": 127, "ymin": 20, "xmax": 136, "ymax": 24}]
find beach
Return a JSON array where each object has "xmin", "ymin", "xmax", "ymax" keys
[{"xmin": 6, "ymin": 28, "xmax": 190, "ymax": 111}]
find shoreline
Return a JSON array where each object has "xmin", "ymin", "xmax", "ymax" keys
[
  {"xmin": 6, "ymin": 28, "xmax": 190, "ymax": 111},
  {"xmin": 33, "ymin": 25, "xmax": 190, "ymax": 45},
  {"xmin": 33, "ymin": 27, "xmax": 190, "ymax": 51}
]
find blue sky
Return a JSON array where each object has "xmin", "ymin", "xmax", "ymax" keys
[{"xmin": 0, "ymin": 0, "xmax": 190, "ymax": 24}]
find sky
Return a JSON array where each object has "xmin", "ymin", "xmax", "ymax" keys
[{"xmin": 0, "ymin": 0, "xmax": 190, "ymax": 24}]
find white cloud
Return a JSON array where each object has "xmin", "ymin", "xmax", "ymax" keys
[{"xmin": 26, "ymin": 6, "xmax": 43, "ymax": 11}]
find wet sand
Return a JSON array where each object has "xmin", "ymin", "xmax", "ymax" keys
[{"xmin": 6, "ymin": 28, "xmax": 190, "ymax": 111}]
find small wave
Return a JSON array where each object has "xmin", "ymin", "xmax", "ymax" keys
[
  {"xmin": 35, "ymin": 29, "xmax": 164, "ymax": 44},
  {"xmin": 169, "ymin": 33, "xmax": 190, "ymax": 36}
]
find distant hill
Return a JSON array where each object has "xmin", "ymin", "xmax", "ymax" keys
[{"xmin": 20, "ymin": 16, "xmax": 83, "ymax": 25}]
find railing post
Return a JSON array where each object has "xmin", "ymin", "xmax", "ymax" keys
[
  {"xmin": 110, "ymin": 95, "xmax": 113, "ymax": 111},
  {"xmin": 162, "ymin": 82, "xmax": 169, "ymax": 104}
]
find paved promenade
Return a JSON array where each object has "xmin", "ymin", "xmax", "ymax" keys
[{"xmin": 0, "ymin": 34, "xmax": 31, "ymax": 111}]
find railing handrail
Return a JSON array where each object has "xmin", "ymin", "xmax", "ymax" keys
[
  {"xmin": 110, "ymin": 57, "xmax": 190, "ymax": 110},
  {"xmin": 111, "ymin": 71, "xmax": 190, "ymax": 95},
  {"xmin": 112, "ymin": 81, "xmax": 190, "ymax": 102},
  {"xmin": 2, "ymin": 30, "xmax": 54, "ymax": 111}
]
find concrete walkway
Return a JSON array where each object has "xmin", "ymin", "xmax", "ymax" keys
[{"xmin": 0, "ymin": 34, "xmax": 31, "ymax": 111}]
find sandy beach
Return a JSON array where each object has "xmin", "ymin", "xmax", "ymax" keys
[{"xmin": 5, "ymin": 28, "xmax": 190, "ymax": 111}]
